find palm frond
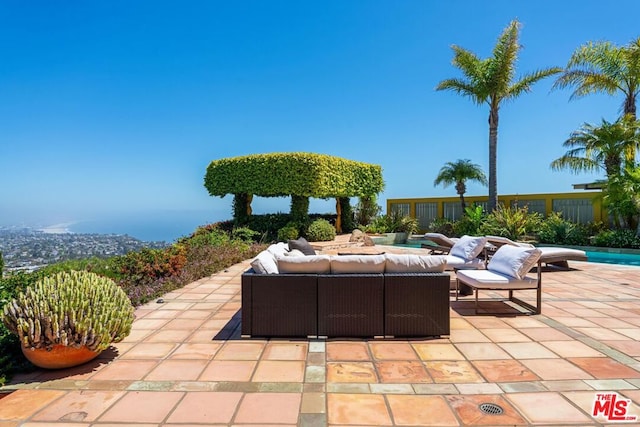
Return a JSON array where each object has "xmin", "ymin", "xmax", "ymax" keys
[
  {"xmin": 488, "ymin": 20, "xmax": 520, "ymax": 94},
  {"xmin": 436, "ymin": 78, "xmax": 486, "ymax": 105},
  {"xmin": 507, "ymin": 67, "xmax": 563, "ymax": 99}
]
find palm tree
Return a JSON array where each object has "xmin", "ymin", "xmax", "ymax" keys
[
  {"xmin": 554, "ymin": 37, "xmax": 640, "ymax": 120},
  {"xmin": 437, "ymin": 20, "xmax": 562, "ymax": 212},
  {"xmin": 550, "ymin": 116, "xmax": 640, "ymax": 178},
  {"xmin": 551, "ymin": 116, "xmax": 640, "ymax": 228},
  {"xmin": 434, "ymin": 159, "xmax": 488, "ymax": 212}
]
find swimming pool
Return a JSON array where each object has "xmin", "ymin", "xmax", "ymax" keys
[
  {"xmin": 584, "ymin": 250, "xmax": 640, "ymax": 266},
  {"xmin": 396, "ymin": 242, "xmax": 640, "ymax": 267}
]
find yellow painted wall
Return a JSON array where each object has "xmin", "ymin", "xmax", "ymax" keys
[{"xmin": 387, "ymin": 191, "xmax": 605, "ymax": 225}]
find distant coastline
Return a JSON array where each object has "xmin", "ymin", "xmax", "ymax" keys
[{"xmin": 38, "ymin": 222, "xmax": 76, "ymax": 234}]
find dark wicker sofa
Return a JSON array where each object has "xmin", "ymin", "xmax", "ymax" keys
[{"xmin": 241, "ymin": 270, "xmax": 450, "ymax": 339}]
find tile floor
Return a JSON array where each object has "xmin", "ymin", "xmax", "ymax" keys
[{"xmin": 2, "ymin": 255, "xmax": 640, "ymax": 425}]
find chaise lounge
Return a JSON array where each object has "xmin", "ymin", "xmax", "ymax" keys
[
  {"xmin": 485, "ymin": 235, "xmax": 587, "ymax": 268},
  {"xmin": 455, "ymin": 245, "xmax": 543, "ymax": 315}
]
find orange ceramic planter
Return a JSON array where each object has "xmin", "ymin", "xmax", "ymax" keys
[{"xmin": 22, "ymin": 345, "xmax": 100, "ymax": 369}]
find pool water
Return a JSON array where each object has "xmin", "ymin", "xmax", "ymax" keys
[
  {"xmin": 585, "ymin": 251, "xmax": 640, "ymax": 266},
  {"xmin": 396, "ymin": 242, "xmax": 640, "ymax": 267}
]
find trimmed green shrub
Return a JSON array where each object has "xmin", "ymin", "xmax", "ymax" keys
[
  {"xmin": 306, "ymin": 219, "xmax": 336, "ymax": 242},
  {"xmin": 338, "ymin": 197, "xmax": 356, "ymax": 233},
  {"xmin": 277, "ymin": 223, "xmax": 300, "ymax": 242},
  {"xmin": 290, "ymin": 195, "xmax": 310, "ymax": 225},
  {"xmin": 2, "ymin": 271, "xmax": 134, "ymax": 352}
]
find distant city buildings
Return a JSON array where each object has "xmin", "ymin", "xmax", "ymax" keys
[{"xmin": 0, "ymin": 227, "xmax": 168, "ymax": 272}]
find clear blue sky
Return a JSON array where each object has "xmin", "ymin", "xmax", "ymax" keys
[{"xmin": 2, "ymin": 1, "xmax": 639, "ymax": 229}]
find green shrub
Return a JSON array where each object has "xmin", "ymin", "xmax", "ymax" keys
[
  {"xmin": 453, "ymin": 205, "xmax": 485, "ymax": 236},
  {"xmin": 537, "ymin": 212, "xmax": 592, "ymax": 245},
  {"xmin": 428, "ymin": 218, "xmax": 455, "ymax": 236},
  {"xmin": 277, "ymin": 222, "xmax": 300, "ymax": 242},
  {"xmin": 480, "ymin": 205, "xmax": 542, "ymax": 240},
  {"xmin": 306, "ymin": 219, "xmax": 336, "ymax": 242},
  {"xmin": 2, "ymin": 271, "xmax": 134, "ymax": 352},
  {"xmin": 248, "ymin": 214, "xmax": 293, "ymax": 242},
  {"xmin": 591, "ymin": 229, "xmax": 640, "ymax": 248},
  {"xmin": 231, "ymin": 226, "xmax": 260, "ymax": 243}
]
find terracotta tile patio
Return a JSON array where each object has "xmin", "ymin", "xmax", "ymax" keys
[{"xmin": 3, "ymin": 252, "xmax": 640, "ymax": 425}]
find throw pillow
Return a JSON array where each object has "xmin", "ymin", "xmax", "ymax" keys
[
  {"xmin": 488, "ymin": 245, "xmax": 542, "ymax": 280},
  {"xmin": 288, "ymin": 237, "xmax": 316, "ymax": 255},
  {"xmin": 250, "ymin": 251, "xmax": 279, "ymax": 274},
  {"xmin": 450, "ymin": 235, "xmax": 487, "ymax": 261},
  {"xmin": 384, "ymin": 254, "xmax": 447, "ymax": 273}
]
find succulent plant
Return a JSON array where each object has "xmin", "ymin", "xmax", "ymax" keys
[{"xmin": 2, "ymin": 271, "xmax": 134, "ymax": 352}]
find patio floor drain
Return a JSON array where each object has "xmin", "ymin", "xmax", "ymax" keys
[{"xmin": 479, "ymin": 403, "xmax": 504, "ymax": 415}]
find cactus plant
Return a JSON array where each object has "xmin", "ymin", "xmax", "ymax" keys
[{"xmin": 2, "ymin": 271, "xmax": 134, "ymax": 353}]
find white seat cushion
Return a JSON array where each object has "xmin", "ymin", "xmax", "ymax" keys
[
  {"xmin": 444, "ymin": 255, "xmax": 485, "ymax": 270},
  {"xmin": 457, "ymin": 269, "xmax": 538, "ymax": 290}
]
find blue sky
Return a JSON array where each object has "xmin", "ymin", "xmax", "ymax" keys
[{"xmin": 2, "ymin": 1, "xmax": 639, "ymax": 230}]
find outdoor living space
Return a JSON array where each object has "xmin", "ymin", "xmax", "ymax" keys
[{"xmin": 2, "ymin": 252, "xmax": 640, "ymax": 426}]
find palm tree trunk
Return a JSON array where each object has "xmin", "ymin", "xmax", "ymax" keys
[
  {"xmin": 624, "ymin": 93, "xmax": 636, "ymax": 120},
  {"xmin": 488, "ymin": 107, "xmax": 499, "ymax": 212}
]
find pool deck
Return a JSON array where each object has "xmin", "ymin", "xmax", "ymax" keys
[{"xmin": 2, "ymin": 247, "xmax": 640, "ymax": 425}]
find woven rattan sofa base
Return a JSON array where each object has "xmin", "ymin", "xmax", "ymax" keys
[{"xmin": 241, "ymin": 270, "xmax": 450, "ymax": 338}]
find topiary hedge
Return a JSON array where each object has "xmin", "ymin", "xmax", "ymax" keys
[{"xmin": 204, "ymin": 152, "xmax": 384, "ymax": 225}]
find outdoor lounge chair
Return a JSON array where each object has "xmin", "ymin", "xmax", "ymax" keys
[
  {"xmin": 421, "ymin": 233, "xmax": 487, "ymax": 270},
  {"xmin": 456, "ymin": 245, "xmax": 543, "ymax": 315},
  {"xmin": 485, "ymin": 235, "xmax": 587, "ymax": 268}
]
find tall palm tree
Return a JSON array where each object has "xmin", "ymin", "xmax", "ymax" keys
[
  {"xmin": 554, "ymin": 37, "xmax": 640, "ymax": 120},
  {"xmin": 437, "ymin": 20, "xmax": 562, "ymax": 212},
  {"xmin": 434, "ymin": 159, "xmax": 488, "ymax": 212},
  {"xmin": 550, "ymin": 116, "xmax": 640, "ymax": 178}
]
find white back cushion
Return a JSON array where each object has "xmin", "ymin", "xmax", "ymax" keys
[
  {"xmin": 250, "ymin": 251, "xmax": 279, "ymax": 274},
  {"xmin": 488, "ymin": 245, "xmax": 542, "ymax": 280},
  {"xmin": 385, "ymin": 254, "xmax": 447, "ymax": 273},
  {"xmin": 277, "ymin": 255, "xmax": 331, "ymax": 274},
  {"xmin": 330, "ymin": 255, "xmax": 386, "ymax": 274},
  {"xmin": 266, "ymin": 242, "xmax": 289, "ymax": 257},
  {"xmin": 450, "ymin": 235, "xmax": 487, "ymax": 261}
]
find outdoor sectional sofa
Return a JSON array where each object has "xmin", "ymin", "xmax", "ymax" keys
[{"xmin": 241, "ymin": 243, "xmax": 450, "ymax": 339}]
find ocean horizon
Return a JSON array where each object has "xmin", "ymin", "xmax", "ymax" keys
[{"xmin": 63, "ymin": 210, "xmax": 229, "ymax": 243}]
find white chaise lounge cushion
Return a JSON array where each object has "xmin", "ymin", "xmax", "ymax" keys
[
  {"xmin": 538, "ymin": 247, "xmax": 587, "ymax": 262},
  {"xmin": 330, "ymin": 255, "xmax": 386, "ymax": 274},
  {"xmin": 385, "ymin": 254, "xmax": 447, "ymax": 273},
  {"xmin": 251, "ymin": 251, "xmax": 279, "ymax": 274},
  {"xmin": 277, "ymin": 255, "xmax": 331, "ymax": 274},
  {"xmin": 450, "ymin": 235, "xmax": 487, "ymax": 261},
  {"xmin": 456, "ymin": 269, "xmax": 538, "ymax": 290},
  {"xmin": 488, "ymin": 245, "xmax": 541, "ymax": 280}
]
